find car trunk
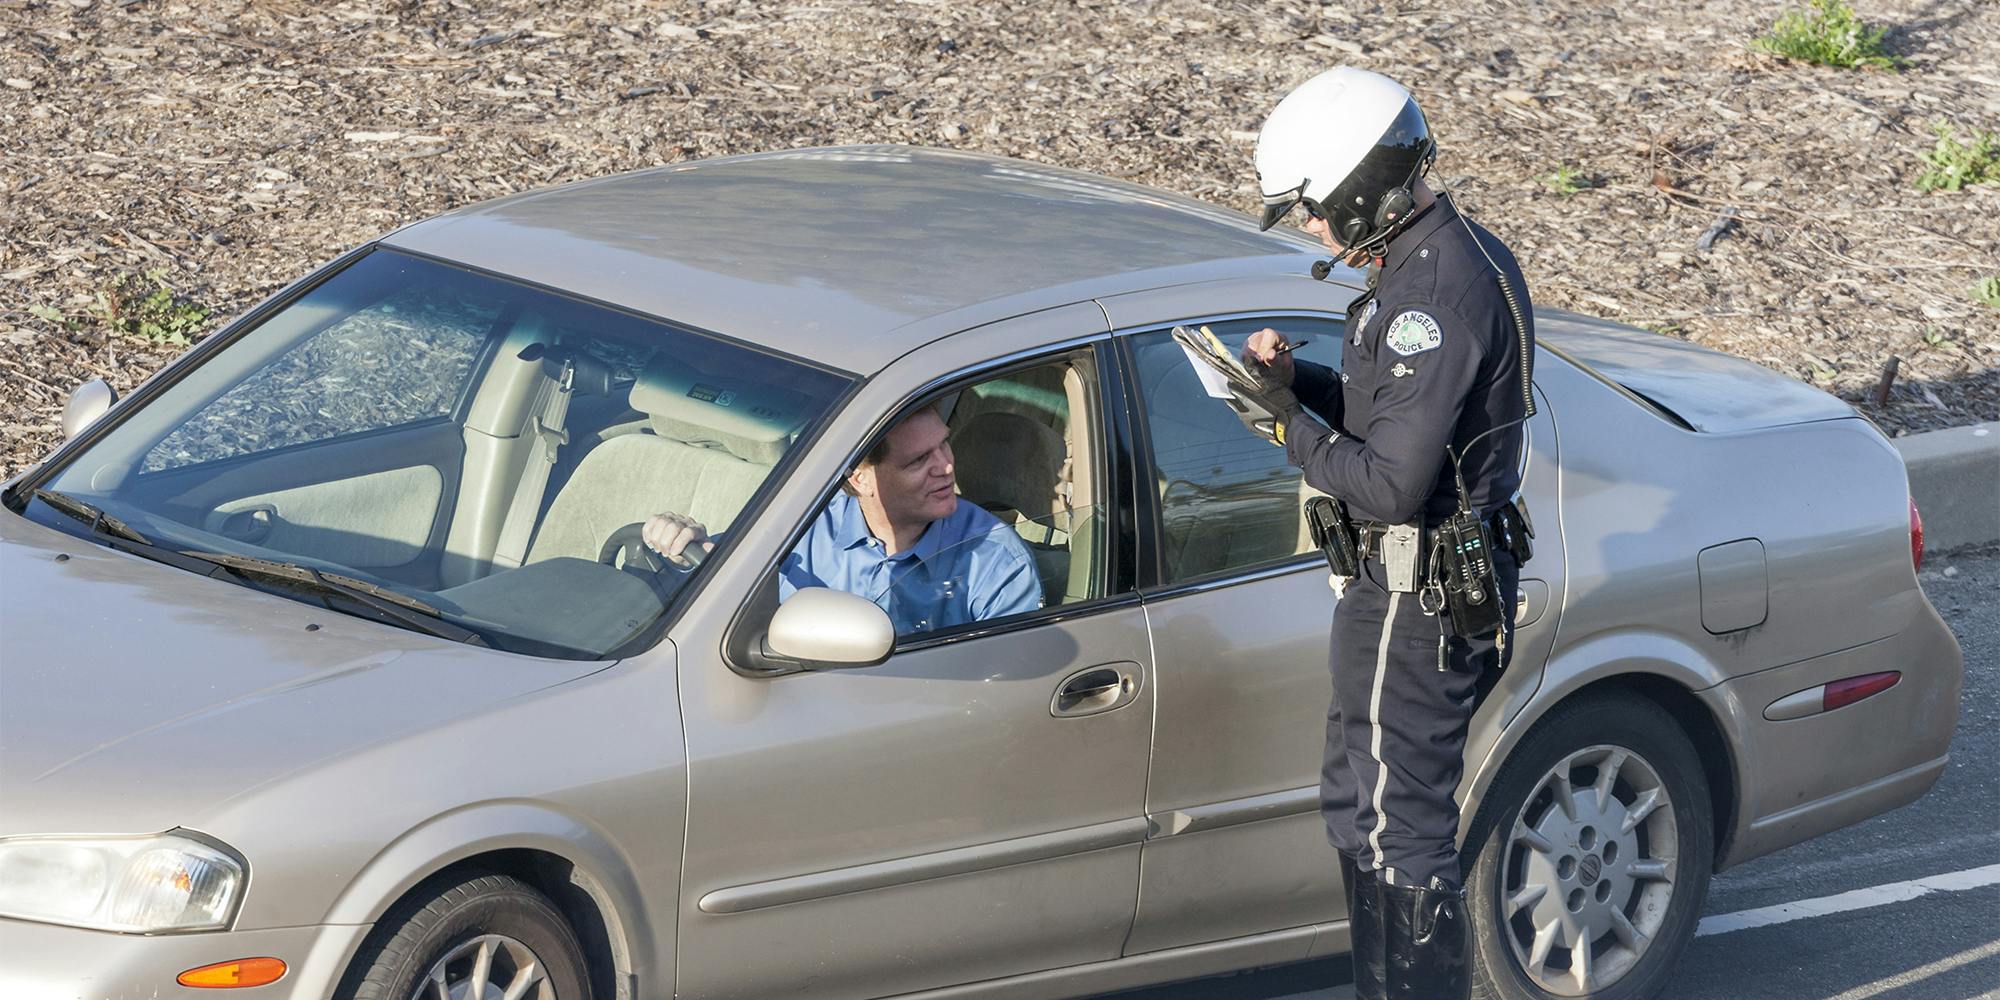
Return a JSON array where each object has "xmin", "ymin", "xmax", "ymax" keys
[{"xmin": 1536, "ymin": 309, "xmax": 1858, "ymax": 433}]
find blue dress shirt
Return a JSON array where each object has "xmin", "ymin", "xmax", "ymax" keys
[{"xmin": 778, "ymin": 492, "xmax": 1044, "ymax": 635}]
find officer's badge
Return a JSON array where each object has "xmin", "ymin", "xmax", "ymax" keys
[
  {"xmin": 1361, "ymin": 298, "xmax": 1379, "ymax": 327},
  {"xmin": 1385, "ymin": 311, "xmax": 1442, "ymax": 356}
]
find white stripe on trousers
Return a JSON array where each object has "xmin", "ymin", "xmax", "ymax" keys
[{"xmin": 1365, "ymin": 591, "xmax": 1401, "ymax": 870}]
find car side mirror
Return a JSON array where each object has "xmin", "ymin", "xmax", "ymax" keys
[
  {"xmin": 758, "ymin": 587, "xmax": 895, "ymax": 670},
  {"xmin": 61, "ymin": 379, "xmax": 116, "ymax": 442}
]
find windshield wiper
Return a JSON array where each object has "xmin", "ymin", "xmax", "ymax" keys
[
  {"xmin": 32, "ymin": 488, "xmax": 489, "ymax": 648},
  {"xmin": 32, "ymin": 488, "xmax": 151, "ymax": 545},
  {"xmin": 177, "ymin": 551, "xmax": 490, "ymax": 648}
]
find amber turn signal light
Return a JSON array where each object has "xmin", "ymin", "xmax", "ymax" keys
[{"xmin": 177, "ymin": 957, "xmax": 287, "ymax": 988}]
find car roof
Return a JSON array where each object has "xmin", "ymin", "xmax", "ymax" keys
[{"xmin": 382, "ymin": 145, "xmax": 1317, "ymax": 373}]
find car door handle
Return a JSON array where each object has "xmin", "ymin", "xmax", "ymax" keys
[
  {"xmin": 1516, "ymin": 578, "xmax": 1549, "ymax": 629},
  {"xmin": 1052, "ymin": 663, "xmax": 1139, "ymax": 718}
]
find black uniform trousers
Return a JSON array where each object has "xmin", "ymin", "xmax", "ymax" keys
[{"xmin": 1321, "ymin": 548, "xmax": 1519, "ymax": 888}]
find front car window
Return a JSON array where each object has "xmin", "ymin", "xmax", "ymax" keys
[
  {"xmin": 1129, "ymin": 316, "xmax": 1344, "ymax": 585},
  {"xmin": 22, "ymin": 249, "xmax": 851, "ymax": 659},
  {"xmin": 758, "ymin": 351, "xmax": 1108, "ymax": 643}
]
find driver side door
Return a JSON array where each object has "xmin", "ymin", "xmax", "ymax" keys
[{"xmin": 673, "ymin": 313, "xmax": 1155, "ymax": 999}]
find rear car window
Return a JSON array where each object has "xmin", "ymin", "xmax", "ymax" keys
[{"xmin": 1129, "ymin": 316, "xmax": 1344, "ymax": 585}]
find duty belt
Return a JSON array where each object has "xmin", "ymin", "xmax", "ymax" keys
[
  {"xmin": 1353, "ymin": 500, "xmax": 1535, "ymax": 591},
  {"xmin": 1354, "ymin": 508, "xmax": 1514, "ymax": 557},
  {"xmin": 1302, "ymin": 496, "xmax": 1535, "ymax": 589}
]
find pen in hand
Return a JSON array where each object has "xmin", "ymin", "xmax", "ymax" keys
[{"xmin": 1271, "ymin": 337, "xmax": 1310, "ymax": 355}]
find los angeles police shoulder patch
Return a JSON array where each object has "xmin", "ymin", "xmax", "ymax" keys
[{"xmin": 1384, "ymin": 311, "xmax": 1442, "ymax": 356}]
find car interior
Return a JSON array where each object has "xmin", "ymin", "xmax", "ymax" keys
[
  {"xmin": 941, "ymin": 355, "xmax": 1103, "ymax": 610},
  {"xmin": 48, "ymin": 252, "xmax": 1114, "ymax": 656}
]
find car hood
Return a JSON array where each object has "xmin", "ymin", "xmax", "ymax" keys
[
  {"xmin": 0, "ymin": 511, "xmax": 613, "ymax": 837},
  {"xmin": 1537, "ymin": 309, "xmax": 1858, "ymax": 432}
]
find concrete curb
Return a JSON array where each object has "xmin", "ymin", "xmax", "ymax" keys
[{"xmin": 1895, "ymin": 421, "xmax": 2000, "ymax": 553}]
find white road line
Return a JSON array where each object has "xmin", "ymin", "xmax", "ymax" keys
[
  {"xmin": 1818, "ymin": 936, "xmax": 2000, "ymax": 1000},
  {"xmin": 1696, "ymin": 862, "xmax": 2000, "ymax": 938}
]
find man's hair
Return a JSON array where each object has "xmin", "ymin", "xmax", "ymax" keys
[{"xmin": 841, "ymin": 403, "xmax": 944, "ymax": 496}]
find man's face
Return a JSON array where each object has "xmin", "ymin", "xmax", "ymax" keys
[
  {"xmin": 1303, "ymin": 213, "xmax": 1370, "ymax": 266},
  {"xmin": 853, "ymin": 409, "xmax": 957, "ymax": 529}
]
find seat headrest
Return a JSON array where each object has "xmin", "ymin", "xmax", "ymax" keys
[
  {"xmin": 952, "ymin": 412, "xmax": 1065, "ymax": 520},
  {"xmin": 629, "ymin": 357, "xmax": 804, "ymax": 466}
]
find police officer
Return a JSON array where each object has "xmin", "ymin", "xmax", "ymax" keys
[{"xmin": 1238, "ymin": 66, "xmax": 1534, "ymax": 1000}]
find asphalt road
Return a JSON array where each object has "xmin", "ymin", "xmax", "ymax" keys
[{"xmin": 1106, "ymin": 546, "xmax": 2000, "ymax": 1000}]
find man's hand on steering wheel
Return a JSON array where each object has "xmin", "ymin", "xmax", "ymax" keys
[{"xmin": 641, "ymin": 511, "xmax": 715, "ymax": 570}]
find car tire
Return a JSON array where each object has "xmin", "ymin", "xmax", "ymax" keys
[
  {"xmin": 1466, "ymin": 691, "xmax": 1714, "ymax": 1000},
  {"xmin": 338, "ymin": 871, "xmax": 591, "ymax": 1000}
]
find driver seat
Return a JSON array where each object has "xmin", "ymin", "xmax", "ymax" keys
[{"xmin": 517, "ymin": 358, "xmax": 783, "ymax": 567}]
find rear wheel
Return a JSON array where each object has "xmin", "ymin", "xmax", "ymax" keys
[
  {"xmin": 1467, "ymin": 693, "xmax": 1714, "ymax": 1000},
  {"xmin": 339, "ymin": 872, "xmax": 591, "ymax": 1000}
]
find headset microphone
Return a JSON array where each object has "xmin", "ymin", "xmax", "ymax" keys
[{"xmin": 1311, "ymin": 259, "xmax": 1334, "ymax": 280}]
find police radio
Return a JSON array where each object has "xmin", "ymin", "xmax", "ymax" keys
[{"xmin": 1434, "ymin": 503, "xmax": 1505, "ymax": 639}]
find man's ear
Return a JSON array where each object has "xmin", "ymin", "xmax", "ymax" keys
[{"xmin": 848, "ymin": 464, "xmax": 875, "ymax": 498}]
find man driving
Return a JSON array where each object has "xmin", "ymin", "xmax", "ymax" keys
[{"xmin": 642, "ymin": 405, "xmax": 1044, "ymax": 634}]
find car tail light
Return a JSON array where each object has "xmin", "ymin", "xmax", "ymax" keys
[
  {"xmin": 1764, "ymin": 670, "xmax": 1905, "ymax": 720},
  {"xmin": 1910, "ymin": 497, "xmax": 1924, "ymax": 572},
  {"xmin": 1825, "ymin": 671, "xmax": 1901, "ymax": 712}
]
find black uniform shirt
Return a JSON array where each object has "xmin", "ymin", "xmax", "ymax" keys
[{"xmin": 1284, "ymin": 193, "xmax": 1533, "ymax": 526}]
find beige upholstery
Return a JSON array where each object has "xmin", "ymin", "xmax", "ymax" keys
[
  {"xmin": 946, "ymin": 358, "xmax": 1108, "ymax": 605},
  {"xmin": 950, "ymin": 403, "xmax": 1087, "ymax": 608},
  {"xmin": 207, "ymin": 465, "xmax": 442, "ymax": 568},
  {"xmin": 1058, "ymin": 365, "xmax": 1099, "ymax": 602},
  {"xmin": 953, "ymin": 412, "xmax": 1066, "ymax": 534},
  {"xmin": 523, "ymin": 356, "xmax": 781, "ymax": 566},
  {"xmin": 627, "ymin": 355, "xmax": 810, "ymax": 467},
  {"xmin": 524, "ymin": 434, "xmax": 769, "ymax": 565}
]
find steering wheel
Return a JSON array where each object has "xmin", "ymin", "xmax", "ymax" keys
[{"xmin": 599, "ymin": 522, "xmax": 669, "ymax": 574}]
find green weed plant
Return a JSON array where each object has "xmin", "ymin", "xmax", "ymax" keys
[
  {"xmin": 1754, "ymin": 0, "xmax": 1902, "ymax": 70},
  {"xmin": 1916, "ymin": 122, "xmax": 2000, "ymax": 193},
  {"xmin": 1540, "ymin": 165, "xmax": 1591, "ymax": 197},
  {"xmin": 31, "ymin": 269, "xmax": 212, "ymax": 346}
]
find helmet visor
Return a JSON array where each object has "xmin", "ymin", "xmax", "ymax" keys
[{"xmin": 1258, "ymin": 178, "xmax": 1325, "ymax": 231}]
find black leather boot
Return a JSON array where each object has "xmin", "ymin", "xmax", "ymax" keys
[
  {"xmin": 1341, "ymin": 854, "xmax": 1388, "ymax": 1000},
  {"xmin": 1382, "ymin": 875, "xmax": 1471, "ymax": 1000}
]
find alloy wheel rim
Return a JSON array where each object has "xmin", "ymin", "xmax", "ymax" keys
[
  {"xmin": 410, "ymin": 933, "xmax": 554, "ymax": 1000},
  {"xmin": 1499, "ymin": 744, "xmax": 1678, "ymax": 996}
]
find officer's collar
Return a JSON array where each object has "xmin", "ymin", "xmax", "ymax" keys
[{"xmin": 1379, "ymin": 194, "xmax": 1458, "ymax": 277}]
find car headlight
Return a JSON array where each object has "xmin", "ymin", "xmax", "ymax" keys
[{"xmin": 0, "ymin": 832, "xmax": 245, "ymax": 933}]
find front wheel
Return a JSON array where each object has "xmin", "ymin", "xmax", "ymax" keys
[
  {"xmin": 1467, "ymin": 692, "xmax": 1714, "ymax": 1000},
  {"xmin": 338, "ymin": 872, "xmax": 590, "ymax": 1000}
]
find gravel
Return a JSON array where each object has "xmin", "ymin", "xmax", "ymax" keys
[{"xmin": 2, "ymin": 0, "xmax": 1996, "ymax": 478}]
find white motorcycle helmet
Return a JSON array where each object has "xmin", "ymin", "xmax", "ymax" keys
[{"xmin": 1255, "ymin": 66, "xmax": 1435, "ymax": 253}]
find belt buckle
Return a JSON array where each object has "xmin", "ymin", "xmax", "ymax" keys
[{"xmin": 1380, "ymin": 523, "xmax": 1422, "ymax": 592}]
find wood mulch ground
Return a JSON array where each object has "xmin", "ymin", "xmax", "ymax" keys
[{"xmin": 3, "ymin": 0, "xmax": 1995, "ymax": 479}]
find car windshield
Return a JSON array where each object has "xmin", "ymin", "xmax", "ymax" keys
[{"xmin": 22, "ymin": 249, "xmax": 852, "ymax": 660}]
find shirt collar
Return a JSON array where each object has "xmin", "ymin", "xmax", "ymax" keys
[
  {"xmin": 829, "ymin": 492, "xmax": 877, "ymax": 552},
  {"xmin": 1381, "ymin": 193, "xmax": 1458, "ymax": 278},
  {"xmin": 828, "ymin": 490, "xmax": 949, "ymax": 564}
]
